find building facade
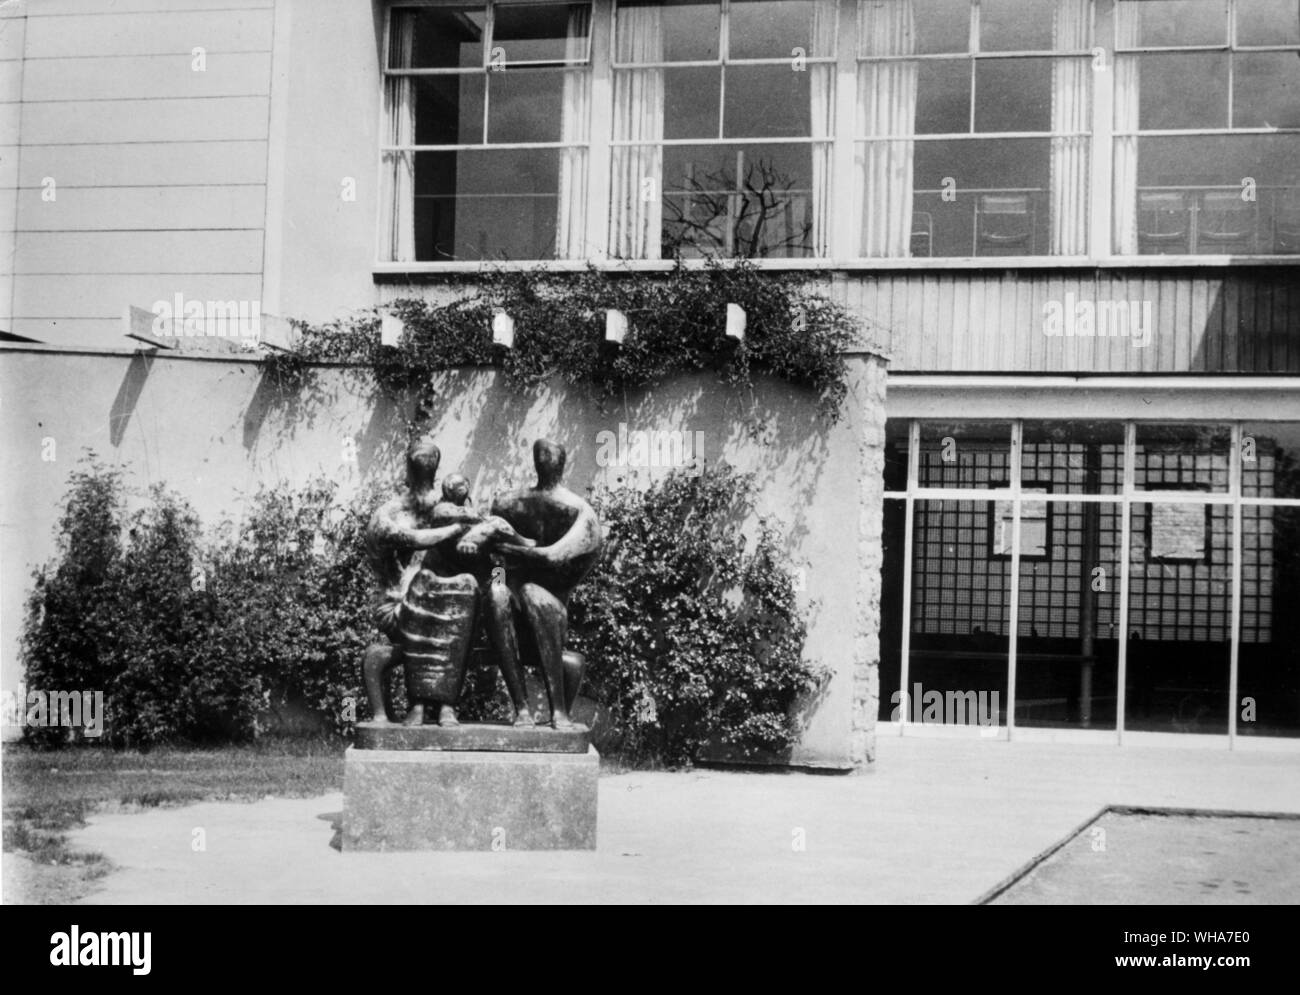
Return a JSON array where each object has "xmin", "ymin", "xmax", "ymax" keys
[{"xmin": 3, "ymin": 0, "xmax": 1299, "ymax": 754}]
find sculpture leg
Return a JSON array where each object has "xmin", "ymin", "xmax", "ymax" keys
[
  {"xmin": 519, "ymin": 582, "xmax": 572, "ymax": 730},
  {"xmin": 484, "ymin": 581, "xmax": 533, "ymax": 726},
  {"xmin": 562, "ymin": 650, "xmax": 586, "ymax": 716},
  {"xmin": 362, "ymin": 642, "xmax": 399, "ymax": 724},
  {"xmin": 403, "ymin": 701, "xmax": 427, "ymax": 726}
]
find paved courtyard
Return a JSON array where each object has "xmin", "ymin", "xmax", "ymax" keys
[{"xmin": 42, "ymin": 736, "xmax": 1300, "ymax": 904}]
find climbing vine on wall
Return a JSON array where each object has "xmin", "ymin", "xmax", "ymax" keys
[{"xmin": 262, "ymin": 261, "xmax": 861, "ymax": 418}]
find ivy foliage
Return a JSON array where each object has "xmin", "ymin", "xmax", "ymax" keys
[{"xmin": 265, "ymin": 261, "xmax": 858, "ymax": 416}]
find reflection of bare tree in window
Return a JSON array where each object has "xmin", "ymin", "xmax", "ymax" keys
[{"xmin": 662, "ymin": 157, "xmax": 812, "ymax": 259}]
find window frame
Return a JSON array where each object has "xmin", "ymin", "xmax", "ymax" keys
[
  {"xmin": 375, "ymin": 0, "xmax": 1300, "ymax": 270},
  {"xmin": 610, "ymin": 0, "xmax": 840, "ymax": 259},
  {"xmin": 1111, "ymin": 0, "xmax": 1300, "ymax": 258},
  {"xmin": 883, "ymin": 415, "xmax": 1300, "ymax": 745}
]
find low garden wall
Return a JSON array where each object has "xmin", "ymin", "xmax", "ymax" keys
[{"xmin": 0, "ymin": 345, "xmax": 886, "ymax": 766}]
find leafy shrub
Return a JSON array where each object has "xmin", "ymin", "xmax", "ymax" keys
[
  {"xmin": 21, "ymin": 457, "xmax": 127, "ymax": 746},
  {"xmin": 21, "ymin": 456, "xmax": 378, "ymax": 747},
  {"xmin": 201, "ymin": 478, "xmax": 379, "ymax": 739},
  {"xmin": 571, "ymin": 464, "xmax": 824, "ymax": 767}
]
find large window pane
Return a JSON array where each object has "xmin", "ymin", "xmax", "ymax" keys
[
  {"xmin": 912, "ymin": 138, "xmax": 1051, "ymax": 257},
  {"xmin": 1242, "ymin": 422, "xmax": 1300, "ymax": 500},
  {"xmin": 911, "ymin": 0, "xmax": 972, "ymax": 55},
  {"xmin": 492, "ymin": 3, "xmax": 590, "ymax": 65},
  {"xmin": 413, "ymin": 75, "xmax": 485, "ymax": 146},
  {"xmin": 1123, "ymin": 0, "xmax": 1228, "ymax": 48},
  {"xmin": 1236, "ymin": 0, "xmax": 1300, "ymax": 47},
  {"xmin": 729, "ymin": 0, "xmax": 822, "ymax": 59},
  {"xmin": 488, "ymin": 69, "xmax": 567, "ymax": 143},
  {"xmin": 1134, "ymin": 424, "xmax": 1231, "ymax": 493},
  {"xmin": 413, "ymin": 149, "xmax": 562, "ymax": 260},
  {"xmin": 1125, "ymin": 500, "xmax": 1231, "ymax": 735},
  {"xmin": 1238, "ymin": 507, "xmax": 1300, "ymax": 738},
  {"xmin": 905, "ymin": 497, "xmax": 1010, "ymax": 731},
  {"xmin": 1132, "ymin": 135, "xmax": 1300, "ymax": 255},
  {"xmin": 1138, "ymin": 52, "xmax": 1229, "ymax": 130},
  {"xmin": 916, "ymin": 61, "xmax": 971, "ymax": 134},
  {"xmin": 660, "ymin": 143, "xmax": 821, "ymax": 257},
  {"xmin": 974, "ymin": 58, "xmax": 1054, "ymax": 133},
  {"xmin": 979, "ymin": 0, "xmax": 1056, "ymax": 52},
  {"xmin": 885, "ymin": 418, "xmax": 911, "ymax": 491},
  {"xmin": 917, "ymin": 422, "xmax": 1013, "ymax": 488},
  {"xmin": 723, "ymin": 64, "xmax": 811, "ymax": 137},
  {"xmin": 1015, "ymin": 499, "xmax": 1121, "ymax": 730},
  {"xmin": 401, "ymin": 6, "xmax": 486, "ymax": 69},
  {"xmin": 1022, "ymin": 421, "xmax": 1126, "ymax": 495},
  {"xmin": 663, "ymin": 67, "xmax": 721, "ymax": 138},
  {"xmin": 618, "ymin": 0, "xmax": 720, "ymax": 62},
  {"xmin": 1232, "ymin": 52, "xmax": 1300, "ymax": 130},
  {"xmin": 880, "ymin": 496, "xmax": 908, "ymax": 720}
]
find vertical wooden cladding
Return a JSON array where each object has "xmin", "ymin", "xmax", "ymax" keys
[
  {"xmin": 850, "ymin": 269, "xmax": 1300, "ymax": 375},
  {"xmin": 5, "ymin": 0, "xmax": 276, "ymax": 346}
]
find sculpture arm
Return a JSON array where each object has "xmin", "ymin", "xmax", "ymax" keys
[
  {"xmin": 371, "ymin": 500, "xmax": 468, "ymax": 551},
  {"xmin": 501, "ymin": 503, "xmax": 601, "ymax": 566},
  {"xmin": 408, "ymin": 523, "xmax": 472, "ymax": 548},
  {"xmin": 429, "ymin": 502, "xmax": 484, "ymax": 526}
]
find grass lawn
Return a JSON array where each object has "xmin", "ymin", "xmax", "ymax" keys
[{"xmin": 2, "ymin": 739, "xmax": 346, "ymax": 904}]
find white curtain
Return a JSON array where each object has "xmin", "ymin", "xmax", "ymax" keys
[
  {"xmin": 1113, "ymin": 1, "xmax": 1141, "ymax": 254},
  {"xmin": 1050, "ymin": 0, "xmax": 1090, "ymax": 255},
  {"xmin": 556, "ymin": 5, "xmax": 592, "ymax": 258},
  {"xmin": 808, "ymin": 0, "xmax": 837, "ymax": 257},
  {"xmin": 857, "ymin": 0, "xmax": 917, "ymax": 258},
  {"xmin": 381, "ymin": 11, "xmax": 417, "ymax": 262},
  {"xmin": 608, "ymin": 4, "xmax": 664, "ymax": 258}
]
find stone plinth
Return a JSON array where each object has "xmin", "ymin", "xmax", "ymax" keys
[
  {"xmin": 342, "ymin": 743, "xmax": 598, "ymax": 851},
  {"xmin": 353, "ymin": 720, "xmax": 589, "ymax": 754}
]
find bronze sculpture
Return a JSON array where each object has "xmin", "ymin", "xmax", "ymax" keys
[
  {"xmin": 360, "ymin": 437, "xmax": 601, "ymax": 732},
  {"xmin": 468, "ymin": 440, "xmax": 603, "ymax": 729}
]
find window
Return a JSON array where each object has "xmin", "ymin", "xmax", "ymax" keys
[
  {"xmin": 380, "ymin": 0, "xmax": 1300, "ymax": 262},
  {"xmin": 881, "ymin": 418, "xmax": 1300, "ymax": 739},
  {"xmin": 1114, "ymin": 0, "xmax": 1300, "ymax": 256},
  {"xmin": 611, "ymin": 0, "xmax": 836, "ymax": 259},
  {"xmin": 859, "ymin": 0, "xmax": 1093, "ymax": 258},
  {"xmin": 381, "ymin": 2, "xmax": 594, "ymax": 261}
]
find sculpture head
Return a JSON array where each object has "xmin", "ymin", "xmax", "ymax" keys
[
  {"xmin": 406, "ymin": 435, "xmax": 441, "ymax": 493},
  {"xmin": 441, "ymin": 473, "xmax": 471, "ymax": 506},
  {"xmin": 533, "ymin": 439, "xmax": 566, "ymax": 490}
]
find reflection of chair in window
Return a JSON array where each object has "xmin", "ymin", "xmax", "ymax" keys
[
  {"xmin": 1137, "ymin": 191, "xmax": 1190, "ymax": 254},
  {"xmin": 975, "ymin": 194, "xmax": 1033, "ymax": 255},
  {"xmin": 1197, "ymin": 190, "xmax": 1258, "ymax": 255},
  {"xmin": 910, "ymin": 210, "xmax": 933, "ymax": 258},
  {"xmin": 1272, "ymin": 190, "xmax": 1300, "ymax": 254}
]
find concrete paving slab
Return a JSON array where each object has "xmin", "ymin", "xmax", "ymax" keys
[{"xmin": 55, "ymin": 736, "xmax": 1300, "ymax": 904}]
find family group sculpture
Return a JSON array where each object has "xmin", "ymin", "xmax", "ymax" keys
[{"xmin": 361, "ymin": 436, "xmax": 602, "ymax": 731}]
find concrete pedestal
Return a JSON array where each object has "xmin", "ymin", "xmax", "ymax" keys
[{"xmin": 342, "ymin": 744, "xmax": 598, "ymax": 851}]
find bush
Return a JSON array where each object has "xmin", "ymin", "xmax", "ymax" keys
[
  {"xmin": 21, "ymin": 456, "xmax": 127, "ymax": 746},
  {"xmin": 22, "ymin": 458, "xmax": 820, "ymax": 764},
  {"xmin": 21, "ymin": 456, "xmax": 379, "ymax": 747},
  {"xmin": 571, "ymin": 464, "xmax": 824, "ymax": 767}
]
